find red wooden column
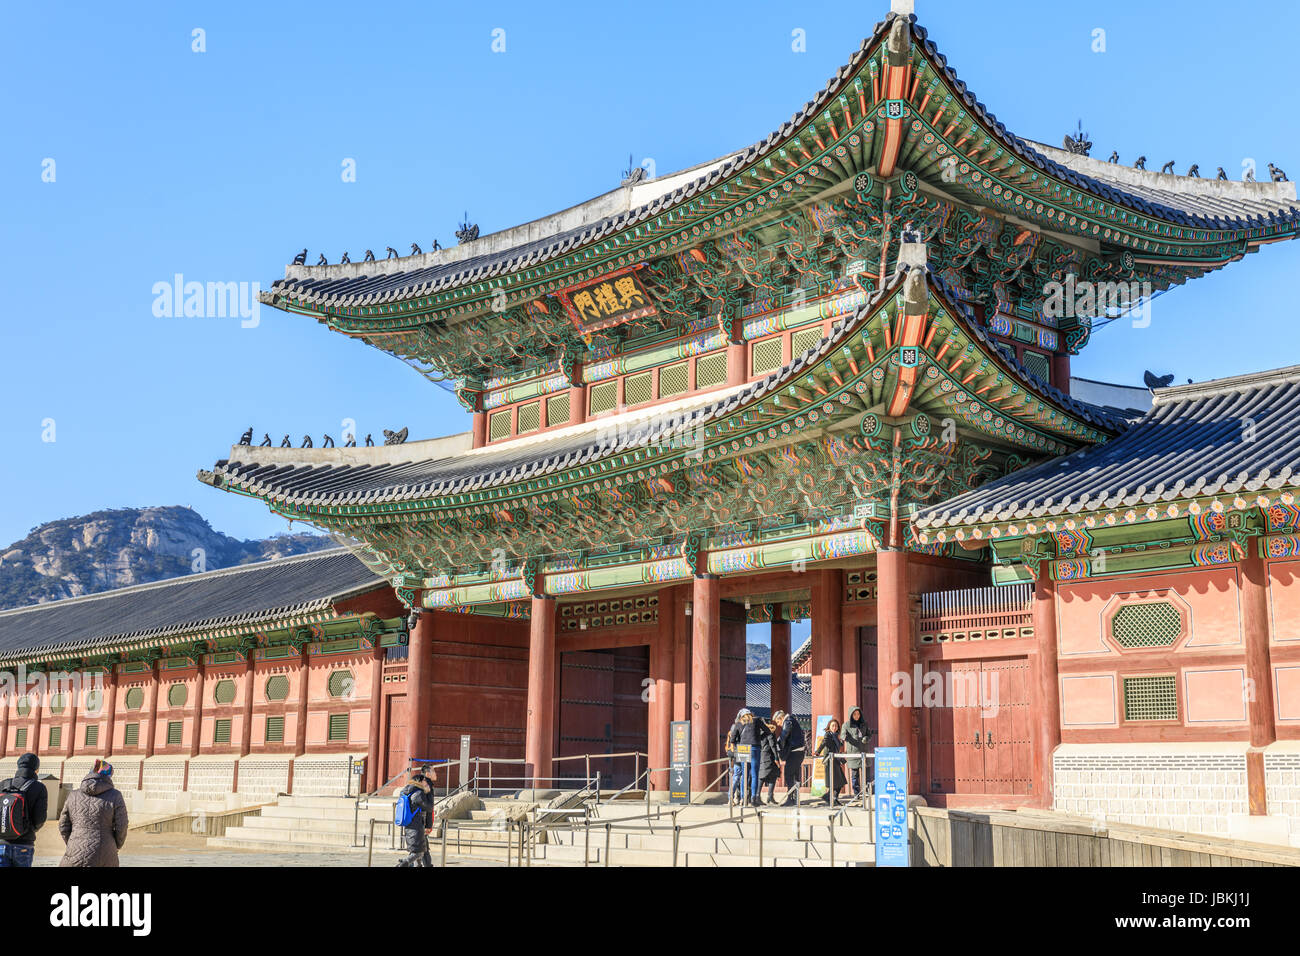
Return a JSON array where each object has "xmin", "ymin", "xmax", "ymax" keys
[
  {"xmin": 1033, "ymin": 562, "xmax": 1062, "ymax": 809},
  {"xmin": 239, "ymin": 654, "xmax": 255, "ymax": 758},
  {"xmin": 569, "ymin": 362, "xmax": 588, "ymax": 427},
  {"xmin": 471, "ymin": 411, "xmax": 487, "ymax": 448},
  {"xmin": 143, "ymin": 660, "xmax": 161, "ymax": 758},
  {"xmin": 690, "ymin": 574, "xmax": 721, "ymax": 786},
  {"xmin": 876, "ymin": 549, "xmax": 910, "ymax": 751},
  {"xmin": 1242, "ymin": 538, "xmax": 1277, "ymax": 815},
  {"xmin": 293, "ymin": 648, "xmax": 310, "ymax": 758},
  {"xmin": 31, "ymin": 686, "xmax": 43, "ymax": 757},
  {"xmin": 726, "ymin": 339, "xmax": 747, "ymax": 387},
  {"xmin": 102, "ymin": 667, "xmax": 118, "ymax": 758},
  {"xmin": 190, "ymin": 658, "xmax": 206, "ymax": 758},
  {"xmin": 525, "ymin": 595, "xmax": 557, "ymax": 786},
  {"xmin": 811, "ymin": 569, "xmax": 844, "ymax": 725},
  {"xmin": 667, "ymin": 585, "xmax": 690, "ymax": 724},
  {"xmin": 770, "ymin": 617, "xmax": 791, "ymax": 718},
  {"xmin": 0, "ymin": 689, "xmax": 9, "ymax": 757},
  {"xmin": 65, "ymin": 675, "xmax": 79, "ymax": 757},
  {"xmin": 648, "ymin": 589, "xmax": 675, "ymax": 791},
  {"xmin": 406, "ymin": 608, "xmax": 435, "ymax": 768},
  {"xmin": 365, "ymin": 639, "xmax": 384, "ymax": 792}
]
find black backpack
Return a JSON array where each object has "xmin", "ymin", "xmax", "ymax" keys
[{"xmin": 0, "ymin": 779, "xmax": 33, "ymax": 841}]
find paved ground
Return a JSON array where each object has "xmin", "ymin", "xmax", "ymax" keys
[{"xmin": 28, "ymin": 828, "xmax": 496, "ymax": 867}]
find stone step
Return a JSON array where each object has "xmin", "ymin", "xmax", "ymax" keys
[
  {"xmin": 275, "ymin": 795, "xmax": 368, "ymax": 810},
  {"xmin": 260, "ymin": 804, "xmax": 392, "ymax": 824},
  {"xmin": 240, "ymin": 814, "xmax": 383, "ymax": 836},
  {"xmin": 534, "ymin": 844, "xmax": 867, "ymax": 867},
  {"xmin": 207, "ymin": 835, "xmax": 403, "ymax": 857},
  {"xmin": 220, "ymin": 825, "xmax": 362, "ymax": 848}
]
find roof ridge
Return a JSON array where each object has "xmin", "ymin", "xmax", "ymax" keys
[
  {"xmin": 0, "ymin": 546, "xmax": 355, "ymax": 620},
  {"xmin": 1152, "ymin": 364, "xmax": 1300, "ymax": 406}
]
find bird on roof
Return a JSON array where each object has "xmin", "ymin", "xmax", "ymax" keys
[
  {"xmin": 317, "ymin": 254, "xmax": 328, "ymax": 266},
  {"xmin": 1160, "ymin": 161, "xmax": 1175, "ymax": 174},
  {"xmin": 1107, "ymin": 151, "xmax": 1119, "ymax": 164},
  {"xmin": 292, "ymin": 249, "xmax": 307, "ymax": 265},
  {"xmin": 1270, "ymin": 163, "xmax": 1289, "ymax": 183},
  {"xmin": 340, "ymin": 252, "xmax": 351, "ymax": 264},
  {"xmin": 1134, "ymin": 156, "xmax": 1147, "ymax": 170},
  {"xmin": 280, "ymin": 435, "xmax": 291, "ymax": 448},
  {"xmin": 1143, "ymin": 370, "xmax": 1175, "ymax": 390},
  {"xmin": 322, "ymin": 434, "xmax": 334, "ymax": 448},
  {"xmin": 238, "ymin": 427, "xmax": 253, "ymax": 445},
  {"xmin": 301, "ymin": 435, "xmax": 313, "ymax": 448},
  {"xmin": 259, "ymin": 433, "xmax": 271, "ymax": 447},
  {"xmin": 411, "ymin": 242, "xmax": 422, "ymax": 255},
  {"xmin": 383, "ymin": 427, "xmax": 409, "ymax": 445},
  {"xmin": 385, "ymin": 246, "xmax": 398, "ymax": 259},
  {"xmin": 1217, "ymin": 167, "xmax": 1228, "ymax": 180},
  {"xmin": 364, "ymin": 249, "xmax": 376, "ymax": 262},
  {"xmin": 1187, "ymin": 164, "xmax": 1200, "ymax": 178}
]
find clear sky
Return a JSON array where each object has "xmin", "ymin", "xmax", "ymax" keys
[{"xmin": 3, "ymin": 0, "xmax": 1298, "ymax": 562}]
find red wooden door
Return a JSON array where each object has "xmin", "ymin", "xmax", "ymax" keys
[
  {"xmin": 384, "ymin": 695, "xmax": 408, "ymax": 785},
  {"xmin": 927, "ymin": 662, "xmax": 957, "ymax": 794},
  {"xmin": 980, "ymin": 658, "xmax": 1032, "ymax": 795},
  {"xmin": 951, "ymin": 661, "xmax": 987, "ymax": 794}
]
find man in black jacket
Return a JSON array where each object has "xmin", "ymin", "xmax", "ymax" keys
[
  {"xmin": 773, "ymin": 711, "xmax": 805, "ymax": 807},
  {"xmin": 395, "ymin": 772, "xmax": 434, "ymax": 867},
  {"xmin": 0, "ymin": 753, "xmax": 49, "ymax": 867}
]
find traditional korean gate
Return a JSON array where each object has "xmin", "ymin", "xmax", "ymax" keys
[
  {"xmin": 557, "ymin": 646, "xmax": 649, "ymax": 788},
  {"xmin": 926, "ymin": 657, "xmax": 1031, "ymax": 797},
  {"xmin": 384, "ymin": 694, "xmax": 407, "ymax": 783}
]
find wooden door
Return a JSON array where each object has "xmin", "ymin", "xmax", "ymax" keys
[
  {"xmin": 384, "ymin": 695, "xmax": 408, "ymax": 785},
  {"xmin": 980, "ymin": 658, "xmax": 1032, "ymax": 795},
  {"xmin": 951, "ymin": 661, "xmax": 987, "ymax": 794},
  {"xmin": 927, "ymin": 662, "xmax": 958, "ymax": 794}
]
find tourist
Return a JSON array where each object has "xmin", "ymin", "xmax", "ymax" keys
[
  {"xmin": 758, "ymin": 719, "xmax": 782, "ymax": 805},
  {"xmin": 0, "ymin": 753, "xmax": 49, "ymax": 867},
  {"xmin": 773, "ymin": 710, "xmax": 805, "ymax": 806},
  {"xmin": 842, "ymin": 705, "xmax": 872, "ymax": 798},
  {"xmin": 814, "ymin": 719, "xmax": 848, "ymax": 804},
  {"xmin": 57, "ymin": 759, "xmax": 128, "ymax": 867},
  {"xmin": 395, "ymin": 771, "xmax": 434, "ymax": 867},
  {"xmin": 726, "ymin": 708, "xmax": 763, "ymax": 805}
]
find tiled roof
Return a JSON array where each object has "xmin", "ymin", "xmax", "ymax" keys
[
  {"xmin": 0, "ymin": 549, "xmax": 384, "ymax": 661},
  {"xmin": 745, "ymin": 672, "xmax": 813, "ymax": 721},
  {"xmin": 204, "ymin": 269, "xmax": 1128, "ymax": 510},
  {"xmin": 916, "ymin": 365, "xmax": 1300, "ymax": 529},
  {"xmin": 265, "ymin": 13, "xmax": 1297, "ymax": 312}
]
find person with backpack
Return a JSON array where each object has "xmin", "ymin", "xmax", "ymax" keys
[
  {"xmin": 772, "ymin": 710, "xmax": 805, "ymax": 806},
  {"xmin": 0, "ymin": 752, "xmax": 49, "ymax": 867},
  {"xmin": 395, "ymin": 770, "xmax": 434, "ymax": 867},
  {"xmin": 58, "ymin": 759, "xmax": 128, "ymax": 867}
]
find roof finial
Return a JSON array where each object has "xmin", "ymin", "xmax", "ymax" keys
[{"xmin": 891, "ymin": 0, "xmax": 915, "ymax": 15}]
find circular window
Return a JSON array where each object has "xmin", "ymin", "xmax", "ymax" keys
[
  {"xmin": 167, "ymin": 684, "xmax": 187, "ymax": 707},
  {"xmin": 125, "ymin": 687, "xmax": 144, "ymax": 710},
  {"xmin": 16, "ymin": 696, "xmax": 30, "ymax": 717},
  {"xmin": 327, "ymin": 670, "xmax": 354, "ymax": 699},
  {"xmin": 84, "ymin": 690, "xmax": 103, "ymax": 714},
  {"xmin": 213, "ymin": 679, "xmax": 236, "ymax": 705},
  {"xmin": 265, "ymin": 675, "xmax": 289, "ymax": 701},
  {"xmin": 49, "ymin": 694, "xmax": 65, "ymax": 715}
]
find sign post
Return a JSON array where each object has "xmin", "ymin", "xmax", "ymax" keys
[
  {"xmin": 459, "ymin": 734, "xmax": 471, "ymax": 791},
  {"xmin": 873, "ymin": 746, "xmax": 910, "ymax": 867},
  {"xmin": 809, "ymin": 715, "xmax": 832, "ymax": 800},
  {"xmin": 669, "ymin": 721, "xmax": 691, "ymax": 803}
]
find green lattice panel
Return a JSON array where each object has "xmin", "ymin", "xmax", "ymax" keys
[
  {"xmin": 695, "ymin": 352, "xmax": 728, "ymax": 389},
  {"xmin": 213, "ymin": 680, "xmax": 236, "ymax": 705},
  {"xmin": 1111, "ymin": 602, "xmax": 1182, "ymax": 648},
  {"xmin": 327, "ymin": 670, "xmax": 353, "ymax": 699},
  {"xmin": 265, "ymin": 675, "xmax": 289, "ymax": 701},
  {"xmin": 1123, "ymin": 675, "xmax": 1178, "ymax": 721}
]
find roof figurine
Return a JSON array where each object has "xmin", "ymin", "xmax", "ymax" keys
[
  {"xmin": 1143, "ymin": 370, "xmax": 1176, "ymax": 390},
  {"xmin": 291, "ymin": 248, "xmax": 307, "ymax": 265},
  {"xmin": 621, "ymin": 153, "xmax": 647, "ymax": 186},
  {"xmin": 317, "ymin": 253, "xmax": 328, "ymax": 266},
  {"xmin": 1107, "ymin": 151, "xmax": 1119, "ymax": 164},
  {"xmin": 1062, "ymin": 121, "xmax": 1091, "ymax": 157},
  {"xmin": 301, "ymin": 435, "xmax": 313, "ymax": 448},
  {"xmin": 1271, "ymin": 163, "xmax": 1289, "ymax": 183},
  {"xmin": 382, "ymin": 427, "xmax": 409, "ymax": 446},
  {"xmin": 1160, "ymin": 161, "xmax": 1175, "ymax": 174},
  {"xmin": 455, "ymin": 213, "xmax": 479, "ymax": 244},
  {"xmin": 1187, "ymin": 164, "xmax": 1200, "ymax": 178},
  {"xmin": 259, "ymin": 433, "xmax": 271, "ymax": 447},
  {"xmin": 385, "ymin": 246, "xmax": 398, "ymax": 259},
  {"xmin": 411, "ymin": 242, "xmax": 422, "ymax": 255},
  {"xmin": 340, "ymin": 252, "xmax": 351, "ymax": 264},
  {"xmin": 364, "ymin": 249, "xmax": 376, "ymax": 262},
  {"xmin": 238, "ymin": 427, "xmax": 253, "ymax": 446},
  {"xmin": 1134, "ymin": 155, "xmax": 1147, "ymax": 170}
]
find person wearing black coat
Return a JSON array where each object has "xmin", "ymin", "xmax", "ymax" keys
[
  {"xmin": 773, "ymin": 710, "xmax": 805, "ymax": 806},
  {"xmin": 395, "ymin": 773, "xmax": 435, "ymax": 867},
  {"xmin": 757, "ymin": 720, "xmax": 782, "ymax": 804},
  {"xmin": 0, "ymin": 753, "xmax": 49, "ymax": 867},
  {"xmin": 814, "ymin": 720, "xmax": 848, "ymax": 803}
]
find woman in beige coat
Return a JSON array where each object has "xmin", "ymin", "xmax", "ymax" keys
[{"xmin": 58, "ymin": 761, "xmax": 128, "ymax": 867}]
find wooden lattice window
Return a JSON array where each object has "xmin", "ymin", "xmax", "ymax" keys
[
  {"xmin": 265, "ymin": 715, "xmax": 285, "ymax": 743},
  {"xmin": 1123, "ymin": 675, "xmax": 1178, "ymax": 721},
  {"xmin": 214, "ymin": 718, "xmax": 232, "ymax": 744},
  {"xmin": 265, "ymin": 675, "xmax": 289, "ymax": 702},
  {"xmin": 546, "ymin": 393, "xmax": 570, "ymax": 427},
  {"xmin": 48, "ymin": 727, "xmax": 61, "ymax": 749},
  {"xmin": 125, "ymin": 687, "xmax": 143, "ymax": 710},
  {"xmin": 213, "ymin": 679, "xmax": 236, "ymax": 705},
  {"xmin": 13, "ymin": 728, "xmax": 26, "ymax": 749},
  {"xmin": 589, "ymin": 380, "xmax": 618, "ymax": 416},
  {"xmin": 328, "ymin": 713, "xmax": 350, "ymax": 742},
  {"xmin": 751, "ymin": 338, "xmax": 784, "ymax": 375},
  {"xmin": 1021, "ymin": 350, "xmax": 1052, "ymax": 384},
  {"xmin": 659, "ymin": 361, "xmax": 689, "ymax": 398},
  {"xmin": 84, "ymin": 724, "xmax": 99, "ymax": 747},
  {"xmin": 790, "ymin": 325, "xmax": 825, "ymax": 357},
  {"xmin": 695, "ymin": 352, "xmax": 728, "ymax": 389},
  {"xmin": 516, "ymin": 401, "xmax": 541, "ymax": 434},
  {"xmin": 167, "ymin": 721, "xmax": 183, "ymax": 746},
  {"xmin": 123, "ymin": 723, "xmax": 139, "ymax": 747},
  {"xmin": 327, "ymin": 670, "xmax": 353, "ymax": 699},
  {"xmin": 1111, "ymin": 602, "xmax": 1182, "ymax": 649},
  {"xmin": 488, "ymin": 409, "xmax": 512, "ymax": 442},
  {"xmin": 624, "ymin": 371, "xmax": 654, "ymax": 406},
  {"xmin": 168, "ymin": 684, "xmax": 187, "ymax": 707}
]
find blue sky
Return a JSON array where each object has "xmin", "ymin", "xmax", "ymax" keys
[{"xmin": 3, "ymin": 0, "xmax": 1298, "ymax": 571}]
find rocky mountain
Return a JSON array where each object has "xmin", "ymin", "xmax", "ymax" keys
[
  {"xmin": 746, "ymin": 643, "xmax": 770, "ymax": 671},
  {"xmin": 0, "ymin": 506, "xmax": 336, "ymax": 609}
]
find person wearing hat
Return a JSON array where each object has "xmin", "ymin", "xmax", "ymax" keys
[
  {"xmin": 0, "ymin": 753, "xmax": 49, "ymax": 867},
  {"xmin": 57, "ymin": 759, "xmax": 129, "ymax": 867}
]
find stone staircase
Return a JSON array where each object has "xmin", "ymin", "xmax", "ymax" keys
[{"xmin": 534, "ymin": 803, "xmax": 876, "ymax": 867}]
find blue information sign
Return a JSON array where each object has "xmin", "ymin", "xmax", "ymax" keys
[{"xmin": 873, "ymin": 746, "xmax": 910, "ymax": 867}]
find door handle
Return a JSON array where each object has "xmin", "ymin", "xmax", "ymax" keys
[
  {"xmin": 973, "ymin": 731, "xmax": 980, "ymax": 748},
  {"xmin": 986, "ymin": 731, "xmax": 993, "ymax": 747}
]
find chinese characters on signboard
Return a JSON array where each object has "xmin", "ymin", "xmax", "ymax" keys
[{"xmin": 563, "ymin": 270, "xmax": 657, "ymax": 332}]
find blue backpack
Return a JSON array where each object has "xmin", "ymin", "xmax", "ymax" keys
[{"xmin": 394, "ymin": 790, "xmax": 421, "ymax": 828}]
